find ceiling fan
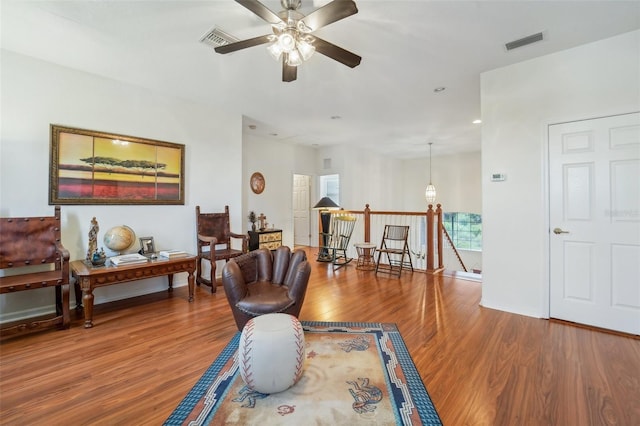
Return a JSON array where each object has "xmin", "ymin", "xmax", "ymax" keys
[{"xmin": 215, "ymin": 0, "xmax": 361, "ymax": 82}]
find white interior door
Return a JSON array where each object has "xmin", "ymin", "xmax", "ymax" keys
[
  {"xmin": 549, "ymin": 112, "xmax": 640, "ymax": 335},
  {"xmin": 293, "ymin": 174, "xmax": 310, "ymax": 246}
]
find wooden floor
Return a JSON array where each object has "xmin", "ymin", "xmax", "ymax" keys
[{"xmin": 1, "ymin": 247, "xmax": 639, "ymax": 425}]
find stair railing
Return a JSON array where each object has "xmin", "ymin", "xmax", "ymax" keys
[
  {"xmin": 442, "ymin": 226, "xmax": 468, "ymax": 272},
  {"xmin": 320, "ymin": 203, "xmax": 461, "ymax": 273}
]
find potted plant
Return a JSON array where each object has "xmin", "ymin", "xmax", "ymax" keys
[{"xmin": 248, "ymin": 211, "xmax": 257, "ymax": 231}]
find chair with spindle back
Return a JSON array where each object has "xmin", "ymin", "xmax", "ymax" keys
[{"xmin": 320, "ymin": 213, "xmax": 357, "ymax": 270}]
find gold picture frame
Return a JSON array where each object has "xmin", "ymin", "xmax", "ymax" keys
[{"xmin": 49, "ymin": 124, "xmax": 185, "ymax": 205}]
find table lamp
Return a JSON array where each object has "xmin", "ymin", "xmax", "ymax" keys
[{"xmin": 313, "ymin": 197, "xmax": 339, "ymax": 261}]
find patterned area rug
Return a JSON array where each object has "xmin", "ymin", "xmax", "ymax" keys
[{"xmin": 165, "ymin": 322, "xmax": 442, "ymax": 425}]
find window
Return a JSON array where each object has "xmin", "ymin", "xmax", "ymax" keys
[
  {"xmin": 443, "ymin": 212, "xmax": 482, "ymax": 251},
  {"xmin": 319, "ymin": 174, "xmax": 339, "ymax": 205}
]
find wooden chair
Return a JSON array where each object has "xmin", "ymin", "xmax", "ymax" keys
[
  {"xmin": 320, "ymin": 214, "xmax": 357, "ymax": 269},
  {"xmin": 0, "ymin": 206, "xmax": 70, "ymax": 337},
  {"xmin": 375, "ymin": 225, "xmax": 414, "ymax": 277},
  {"xmin": 196, "ymin": 205, "xmax": 248, "ymax": 293}
]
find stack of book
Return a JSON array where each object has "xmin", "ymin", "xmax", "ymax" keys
[
  {"xmin": 110, "ymin": 253, "xmax": 149, "ymax": 266},
  {"xmin": 159, "ymin": 249, "xmax": 188, "ymax": 259}
]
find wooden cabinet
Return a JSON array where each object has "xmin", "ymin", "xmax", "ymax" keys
[{"xmin": 248, "ymin": 229, "xmax": 282, "ymax": 251}]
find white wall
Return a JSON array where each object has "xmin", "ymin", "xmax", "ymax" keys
[
  {"xmin": 308, "ymin": 146, "xmax": 484, "ymax": 271},
  {"xmin": 243, "ymin": 131, "xmax": 317, "ymax": 248},
  {"xmin": 246, "ymin": 142, "xmax": 409, "ymax": 249},
  {"xmin": 1, "ymin": 50, "xmax": 243, "ymax": 322},
  {"xmin": 403, "ymin": 151, "xmax": 483, "ymax": 271},
  {"xmin": 317, "ymin": 144, "xmax": 405, "ymax": 212},
  {"xmin": 311, "ymin": 144, "xmax": 406, "ymax": 252},
  {"xmin": 402, "ymin": 151, "xmax": 482, "ymax": 213},
  {"xmin": 312, "ymin": 147, "xmax": 482, "ymax": 215},
  {"xmin": 480, "ymin": 30, "xmax": 640, "ymax": 317}
]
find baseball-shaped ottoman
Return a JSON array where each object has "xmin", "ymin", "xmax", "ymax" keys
[{"xmin": 238, "ymin": 313, "xmax": 305, "ymax": 394}]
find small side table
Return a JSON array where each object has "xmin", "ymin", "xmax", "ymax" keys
[{"xmin": 354, "ymin": 243, "xmax": 377, "ymax": 271}]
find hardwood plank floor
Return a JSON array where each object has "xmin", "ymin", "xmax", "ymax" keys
[{"xmin": 1, "ymin": 247, "xmax": 639, "ymax": 425}]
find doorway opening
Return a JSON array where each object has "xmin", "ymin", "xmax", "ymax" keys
[{"xmin": 293, "ymin": 174, "xmax": 311, "ymax": 246}]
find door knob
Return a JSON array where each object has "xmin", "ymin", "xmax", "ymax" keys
[{"xmin": 553, "ymin": 227, "xmax": 569, "ymax": 235}]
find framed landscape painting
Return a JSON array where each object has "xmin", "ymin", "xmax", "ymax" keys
[{"xmin": 49, "ymin": 125, "xmax": 185, "ymax": 205}]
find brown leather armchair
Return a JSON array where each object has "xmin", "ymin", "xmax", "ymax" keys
[{"xmin": 221, "ymin": 246, "xmax": 311, "ymax": 330}]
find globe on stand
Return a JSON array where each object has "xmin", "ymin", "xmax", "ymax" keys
[{"xmin": 103, "ymin": 225, "xmax": 136, "ymax": 254}]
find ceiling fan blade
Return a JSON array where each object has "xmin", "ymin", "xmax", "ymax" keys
[
  {"xmin": 236, "ymin": 0, "xmax": 283, "ymax": 25},
  {"xmin": 282, "ymin": 59, "xmax": 297, "ymax": 82},
  {"xmin": 214, "ymin": 34, "xmax": 273, "ymax": 54},
  {"xmin": 300, "ymin": 0, "xmax": 358, "ymax": 31},
  {"xmin": 313, "ymin": 37, "xmax": 361, "ymax": 68}
]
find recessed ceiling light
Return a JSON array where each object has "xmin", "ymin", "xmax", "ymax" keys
[
  {"xmin": 433, "ymin": 87, "xmax": 446, "ymax": 93},
  {"xmin": 248, "ymin": 124, "xmax": 257, "ymax": 130},
  {"xmin": 331, "ymin": 115, "xmax": 341, "ymax": 120},
  {"xmin": 472, "ymin": 119, "xmax": 482, "ymax": 124},
  {"xmin": 270, "ymin": 133, "xmax": 278, "ymax": 137}
]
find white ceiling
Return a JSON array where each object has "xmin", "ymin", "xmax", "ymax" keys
[{"xmin": 2, "ymin": 0, "xmax": 639, "ymax": 159}]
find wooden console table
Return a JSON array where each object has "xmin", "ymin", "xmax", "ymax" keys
[{"xmin": 70, "ymin": 255, "xmax": 196, "ymax": 328}]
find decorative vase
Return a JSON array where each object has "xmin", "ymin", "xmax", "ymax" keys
[{"xmin": 251, "ymin": 223, "xmax": 257, "ymax": 231}]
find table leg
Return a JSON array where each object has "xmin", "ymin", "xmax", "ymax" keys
[
  {"xmin": 167, "ymin": 274, "xmax": 174, "ymax": 293},
  {"xmin": 80, "ymin": 277, "xmax": 94, "ymax": 328},
  {"xmin": 188, "ymin": 270, "xmax": 195, "ymax": 302},
  {"xmin": 73, "ymin": 277, "xmax": 83, "ymax": 312}
]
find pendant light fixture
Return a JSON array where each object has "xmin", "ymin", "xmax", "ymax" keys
[{"xmin": 425, "ymin": 142, "xmax": 437, "ymax": 203}]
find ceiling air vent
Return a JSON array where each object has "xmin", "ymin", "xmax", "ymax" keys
[
  {"xmin": 505, "ymin": 32, "xmax": 544, "ymax": 51},
  {"xmin": 200, "ymin": 27, "xmax": 239, "ymax": 48}
]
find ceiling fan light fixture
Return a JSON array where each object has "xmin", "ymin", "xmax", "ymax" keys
[
  {"xmin": 269, "ymin": 30, "xmax": 314, "ymax": 65},
  {"xmin": 267, "ymin": 41, "xmax": 284, "ymax": 60},
  {"xmin": 278, "ymin": 32, "xmax": 296, "ymax": 52},
  {"xmin": 297, "ymin": 39, "xmax": 315, "ymax": 61},
  {"xmin": 287, "ymin": 49, "xmax": 303, "ymax": 66},
  {"xmin": 282, "ymin": 0, "xmax": 302, "ymax": 10},
  {"xmin": 297, "ymin": 20, "xmax": 312, "ymax": 33},
  {"xmin": 218, "ymin": 0, "xmax": 361, "ymax": 82}
]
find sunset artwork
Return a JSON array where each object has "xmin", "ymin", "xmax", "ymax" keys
[{"xmin": 50, "ymin": 126, "xmax": 185, "ymax": 204}]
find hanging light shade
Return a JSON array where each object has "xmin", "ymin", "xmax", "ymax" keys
[
  {"xmin": 425, "ymin": 184, "xmax": 437, "ymax": 203},
  {"xmin": 425, "ymin": 142, "xmax": 437, "ymax": 203}
]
